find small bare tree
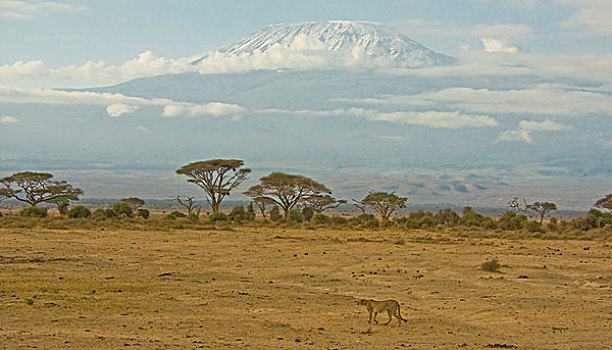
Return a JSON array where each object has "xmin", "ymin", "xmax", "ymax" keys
[
  {"xmin": 507, "ymin": 197, "xmax": 522, "ymax": 212},
  {"xmin": 175, "ymin": 196, "xmax": 201, "ymax": 217}
]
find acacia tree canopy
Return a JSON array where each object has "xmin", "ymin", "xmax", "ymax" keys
[
  {"xmin": 301, "ymin": 194, "xmax": 347, "ymax": 213},
  {"xmin": 594, "ymin": 194, "xmax": 612, "ymax": 211},
  {"xmin": 242, "ymin": 185, "xmax": 276, "ymax": 218},
  {"xmin": 354, "ymin": 191, "xmax": 407, "ymax": 220},
  {"xmin": 120, "ymin": 197, "xmax": 146, "ymax": 212},
  {"xmin": 176, "ymin": 159, "xmax": 251, "ymax": 213},
  {"xmin": 526, "ymin": 201, "xmax": 557, "ymax": 224},
  {"xmin": 0, "ymin": 188, "xmax": 9, "ymax": 202},
  {"xmin": 0, "ymin": 171, "xmax": 83, "ymax": 207},
  {"xmin": 244, "ymin": 172, "xmax": 330, "ymax": 218}
]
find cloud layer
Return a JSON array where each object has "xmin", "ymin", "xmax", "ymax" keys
[
  {"xmin": 496, "ymin": 119, "xmax": 573, "ymax": 143},
  {"xmin": 0, "ymin": 85, "xmax": 246, "ymax": 120},
  {"xmin": 337, "ymin": 84, "xmax": 612, "ymax": 117},
  {"xmin": 1, "ymin": 115, "xmax": 19, "ymax": 123},
  {"xmin": 0, "ymin": 0, "xmax": 87, "ymax": 19},
  {"xmin": 259, "ymin": 107, "xmax": 498, "ymax": 129}
]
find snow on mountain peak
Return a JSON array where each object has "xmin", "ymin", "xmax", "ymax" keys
[{"xmin": 193, "ymin": 20, "xmax": 455, "ymax": 69}]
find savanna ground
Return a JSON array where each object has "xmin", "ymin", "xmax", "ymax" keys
[{"xmin": 1, "ymin": 225, "xmax": 611, "ymax": 349}]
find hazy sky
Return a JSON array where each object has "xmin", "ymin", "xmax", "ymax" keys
[{"xmin": 1, "ymin": 0, "xmax": 611, "ymax": 87}]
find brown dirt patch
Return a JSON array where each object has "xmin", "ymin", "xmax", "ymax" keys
[{"xmin": 1, "ymin": 227, "xmax": 610, "ymax": 349}]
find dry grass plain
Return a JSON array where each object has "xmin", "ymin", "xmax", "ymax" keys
[{"xmin": 1, "ymin": 226, "xmax": 611, "ymax": 349}]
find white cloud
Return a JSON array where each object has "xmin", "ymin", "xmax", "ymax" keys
[
  {"xmin": 370, "ymin": 110, "xmax": 498, "ymax": 129},
  {"xmin": 106, "ymin": 103, "xmax": 139, "ymax": 118},
  {"xmin": 338, "ymin": 84, "xmax": 612, "ymax": 117},
  {"xmin": 557, "ymin": 0, "xmax": 612, "ymax": 36},
  {"xmin": 0, "ymin": 51, "xmax": 202, "ymax": 88},
  {"xmin": 496, "ymin": 129, "xmax": 533, "ymax": 143},
  {"xmin": 0, "ymin": 10, "xmax": 33, "ymax": 18},
  {"xmin": 1, "ymin": 38, "xmax": 610, "ymax": 93},
  {"xmin": 1, "ymin": 115, "xmax": 19, "ymax": 123},
  {"xmin": 259, "ymin": 107, "xmax": 498, "ymax": 129},
  {"xmin": 481, "ymin": 38, "xmax": 521, "ymax": 53},
  {"xmin": 496, "ymin": 119, "xmax": 573, "ymax": 143},
  {"xmin": 518, "ymin": 119, "xmax": 573, "ymax": 131},
  {"xmin": 0, "ymin": 0, "xmax": 87, "ymax": 18},
  {"xmin": 0, "ymin": 85, "xmax": 246, "ymax": 120},
  {"xmin": 162, "ymin": 102, "xmax": 245, "ymax": 119}
]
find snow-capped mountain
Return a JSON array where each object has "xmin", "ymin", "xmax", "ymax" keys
[{"xmin": 193, "ymin": 20, "xmax": 455, "ymax": 68}]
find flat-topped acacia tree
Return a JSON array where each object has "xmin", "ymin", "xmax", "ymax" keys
[
  {"xmin": 242, "ymin": 185, "xmax": 276, "ymax": 219},
  {"xmin": 244, "ymin": 172, "xmax": 331, "ymax": 218},
  {"xmin": 526, "ymin": 201, "xmax": 557, "ymax": 224},
  {"xmin": 176, "ymin": 159, "xmax": 251, "ymax": 213},
  {"xmin": 354, "ymin": 191, "xmax": 408, "ymax": 221},
  {"xmin": 301, "ymin": 194, "xmax": 347, "ymax": 213},
  {"xmin": 0, "ymin": 171, "xmax": 83, "ymax": 207}
]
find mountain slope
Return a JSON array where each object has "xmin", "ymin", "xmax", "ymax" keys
[{"xmin": 193, "ymin": 20, "xmax": 455, "ymax": 68}]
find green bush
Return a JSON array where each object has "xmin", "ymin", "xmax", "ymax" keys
[
  {"xmin": 354, "ymin": 213, "xmax": 378, "ymax": 228},
  {"xmin": 92, "ymin": 208, "xmax": 107, "ymax": 220},
  {"xmin": 434, "ymin": 208, "xmax": 460, "ymax": 226},
  {"xmin": 395, "ymin": 217, "xmax": 420, "ymax": 229},
  {"xmin": 461, "ymin": 207, "xmax": 488, "ymax": 227},
  {"xmin": 229, "ymin": 205, "xmax": 254, "ymax": 222},
  {"xmin": 165, "ymin": 211, "xmax": 186, "ymax": 220},
  {"xmin": 301, "ymin": 207, "xmax": 315, "ymax": 222},
  {"xmin": 584, "ymin": 209, "xmax": 612, "ymax": 229},
  {"xmin": 269, "ymin": 206, "xmax": 282, "ymax": 222},
  {"xmin": 137, "ymin": 208, "xmax": 150, "ymax": 219},
  {"xmin": 418, "ymin": 215, "xmax": 435, "ymax": 228},
  {"xmin": 498, "ymin": 212, "xmax": 528, "ymax": 230},
  {"xmin": 56, "ymin": 200, "xmax": 69, "ymax": 216},
  {"xmin": 20, "ymin": 207, "xmax": 47, "ymax": 218},
  {"xmin": 244, "ymin": 211, "xmax": 255, "ymax": 221},
  {"xmin": 546, "ymin": 217, "xmax": 559, "ymax": 232},
  {"xmin": 229, "ymin": 206, "xmax": 246, "ymax": 222},
  {"xmin": 312, "ymin": 213, "xmax": 331, "ymax": 224},
  {"xmin": 330, "ymin": 215, "xmax": 348, "ymax": 225},
  {"xmin": 287, "ymin": 209, "xmax": 304, "ymax": 223},
  {"xmin": 571, "ymin": 217, "xmax": 589, "ymax": 231},
  {"xmin": 112, "ymin": 202, "xmax": 133, "ymax": 218},
  {"xmin": 208, "ymin": 212, "xmax": 229, "ymax": 222},
  {"xmin": 525, "ymin": 220, "xmax": 544, "ymax": 233},
  {"xmin": 68, "ymin": 205, "xmax": 91, "ymax": 218},
  {"xmin": 409, "ymin": 209, "xmax": 430, "ymax": 220}
]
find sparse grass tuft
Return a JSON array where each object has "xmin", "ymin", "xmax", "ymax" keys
[{"xmin": 481, "ymin": 258, "xmax": 501, "ymax": 272}]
